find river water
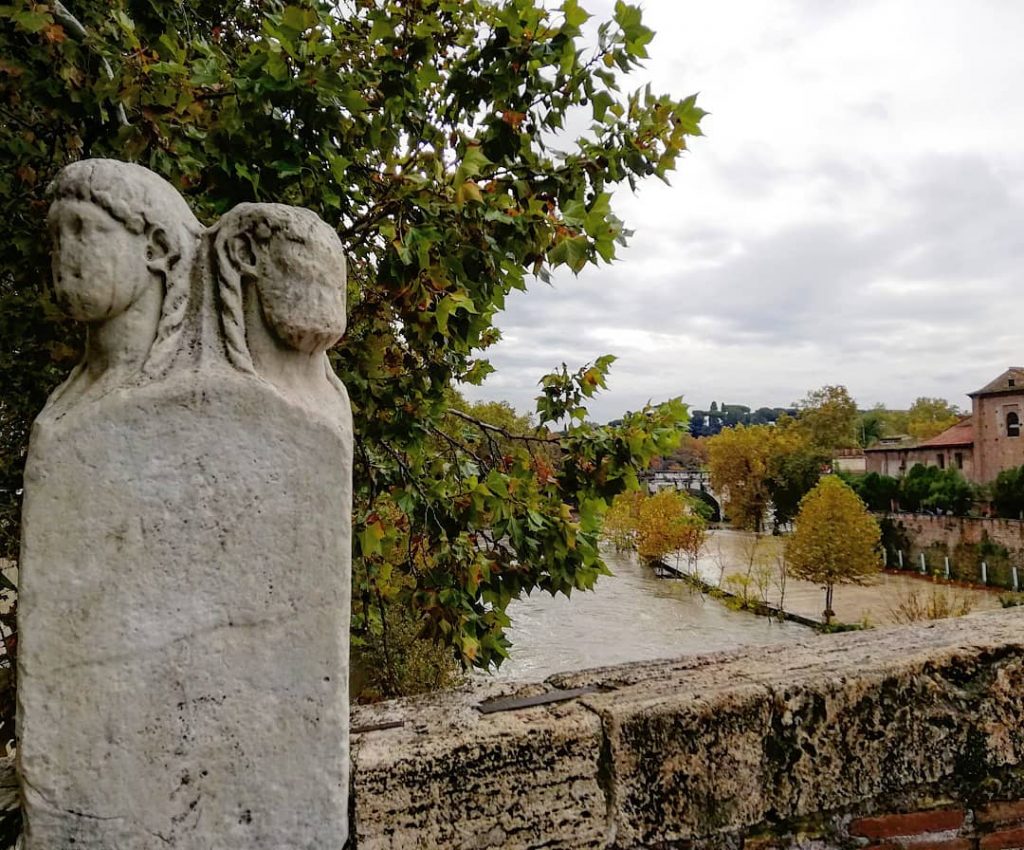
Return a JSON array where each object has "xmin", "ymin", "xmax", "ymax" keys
[
  {"xmin": 493, "ymin": 542, "xmax": 806, "ymax": 682},
  {"xmin": 492, "ymin": 527, "xmax": 1004, "ymax": 682}
]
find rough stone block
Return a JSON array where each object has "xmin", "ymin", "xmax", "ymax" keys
[
  {"xmin": 351, "ymin": 682, "xmax": 608, "ymax": 849},
  {"xmin": 560, "ymin": 612, "xmax": 1024, "ymax": 847}
]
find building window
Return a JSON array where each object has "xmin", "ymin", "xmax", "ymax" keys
[
  {"xmin": 1008, "ymin": 411, "xmax": 1021, "ymax": 438},
  {"xmin": 955, "ymin": 452, "xmax": 963, "ymax": 470},
  {"xmin": 936, "ymin": 453, "xmax": 945, "ymax": 469},
  {"xmin": 1011, "ymin": 378, "xmax": 1017, "ymax": 387}
]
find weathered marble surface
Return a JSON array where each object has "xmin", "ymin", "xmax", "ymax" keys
[
  {"xmin": 351, "ymin": 609, "xmax": 1024, "ymax": 849},
  {"xmin": 18, "ymin": 160, "xmax": 352, "ymax": 848}
]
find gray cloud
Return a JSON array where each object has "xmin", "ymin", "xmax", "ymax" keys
[{"xmin": 463, "ymin": 2, "xmax": 1024, "ymax": 421}]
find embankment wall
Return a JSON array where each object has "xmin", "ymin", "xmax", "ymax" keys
[
  {"xmin": 882, "ymin": 514, "xmax": 1024, "ymax": 587},
  {"xmin": 2, "ymin": 611, "xmax": 1022, "ymax": 848},
  {"xmin": 350, "ymin": 609, "xmax": 1024, "ymax": 849},
  {"xmin": 893, "ymin": 514, "xmax": 1024, "ymax": 550}
]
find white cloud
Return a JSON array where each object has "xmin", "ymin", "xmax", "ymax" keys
[{"xmin": 463, "ymin": 0, "xmax": 1024, "ymax": 420}]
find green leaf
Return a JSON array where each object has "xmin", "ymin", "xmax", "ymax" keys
[
  {"xmin": 485, "ymin": 469, "xmax": 509, "ymax": 499},
  {"xmin": 549, "ymin": 235, "xmax": 589, "ymax": 272},
  {"xmin": 327, "ymin": 153, "xmax": 350, "ymax": 183},
  {"xmin": 342, "ymin": 90, "xmax": 368, "ymax": 113},
  {"xmin": 281, "ymin": 5, "xmax": 316, "ymax": 32},
  {"xmin": 360, "ymin": 521, "xmax": 386, "ymax": 557},
  {"xmin": 562, "ymin": 0, "xmax": 591, "ymax": 29},
  {"xmin": 12, "ymin": 10, "xmax": 51, "ymax": 32},
  {"xmin": 591, "ymin": 91, "xmax": 614, "ymax": 122},
  {"xmin": 457, "ymin": 145, "xmax": 490, "ymax": 180},
  {"xmin": 266, "ymin": 52, "xmax": 289, "ymax": 81},
  {"xmin": 561, "ymin": 198, "xmax": 586, "ymax": 226},
  {"xmin": 149, "ymin": 62, "xmax": 190, "ymax": 77},
  {"xmin": 369, "ymin": 14, "xmax": 393, "ymax": 42},
  {"xmin": 434, "ymin": 291, "xmax": 478, "ymax": 334},
  {"xmin": 455, "ymin": 179, "xmax": 483, "ymax": 205},
  {"xmin": 583, "ymin": 192, "xmax": 611, "ymax": 237},
  {"xmin": 270, "ymin": 160, "xmax": 303, "ymax": 177}
]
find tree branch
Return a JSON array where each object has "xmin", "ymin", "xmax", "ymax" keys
[
  {"xmin": 446, "ymin": 408, "xmax": 559, "ymax": 446},
  {"xmin": 53, "ymin": 1, "xmax": 129, "ymax": 127}
]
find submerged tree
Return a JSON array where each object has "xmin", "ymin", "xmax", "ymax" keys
[
  {"xmin": 0, "ymin": 0, "xmax": 705, "ymax": 686},
  {"xmin": 707, "ymin": 422, "xmax": 826, "ymax": 533},
  {"xmin": 706, "ymin": 424, "xmax": 773, "ymax": 532},
  {"xmin": 786, "ymin": 476, "xmax": 881, "ymax": 625},
  {"xmin": 766, "ymin": 424, "xmax": 829, "ymax": 531},
  {"xmin": 604, "ymin": 488, "xmax": 707, "ymax": 568}
]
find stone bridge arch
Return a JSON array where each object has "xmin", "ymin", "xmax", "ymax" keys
[{"xmin": 644, "ymin": 470, "xmax": 722, "ymax": 523}]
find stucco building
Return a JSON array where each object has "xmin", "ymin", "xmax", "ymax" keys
[{"xmin": 864, "ymin": 367, "xmax": 1024, "ymax": 483}]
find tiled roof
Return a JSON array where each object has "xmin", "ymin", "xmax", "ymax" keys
[
  {"xmin": 917, "ymin": 417, "xmax": 974, "ymax": 449},
  {"xmin": 863, "ymin": 419, "xmax": 974, "ymax": 452},
  {"xmin": 969, "ymin": 367, "xmax": 1024, "ymax": 397},
  {"xmin": 863, "ymin": 437, "xmax": 917, "ymax": 453}
]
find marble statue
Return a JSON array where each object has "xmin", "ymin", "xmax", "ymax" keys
[{"xmin": 18, "ymin": 160, "xmax": 353, "ymax": 849}]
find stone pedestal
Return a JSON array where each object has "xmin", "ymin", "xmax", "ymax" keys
[{"xmin": 20, "ymin": 373, "xmax": 351, "ymax": 848}]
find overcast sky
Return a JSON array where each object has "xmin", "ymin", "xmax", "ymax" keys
[{"xmin": 461, "ymin": 0, "xmax": 1024, "ymax": 421}]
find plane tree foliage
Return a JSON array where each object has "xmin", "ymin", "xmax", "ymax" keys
[
  {"xmin": 786, "ymin": 476, "xmax": 881, "ymax": 625},
  {"xmin": 707, "ymin": 422, "xmax": 827, "ymax": 533},
  {"xmin": 855, "ymin": 397, "xmax": 961, "ymax": 447},
  {"xmin": 0, "ymin": 0, "xmax": 705, "ymax": 681},
  {"xmin": 706, "ymin": 425, "xmax": 774, "ymax": 532},
  {"xmin": 905, "ymin": 397, "xmax": 960, "ymax": 442},
  {"xmin": 795, "ymin": 384, "xmax": 858, "ymax": 451},
  {"xmin": 603, "ymin": 488, "xmax": 707, "ymax": 567}
]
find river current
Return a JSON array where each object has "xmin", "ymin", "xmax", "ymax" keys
[{"xmin": 493, "ymin": 542, "xmax": 806, "ymax": 682}]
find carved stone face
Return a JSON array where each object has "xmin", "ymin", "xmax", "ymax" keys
[
  {"xmin": 256, "ymin": 232, "xmax": 347, "ymax": 355},
  {"xmin": 48, "ymin": 200, "xmax": 155, "ymax": 322}
]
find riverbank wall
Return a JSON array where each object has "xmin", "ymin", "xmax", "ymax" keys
[
  {"xmin": 881, "ymin": 513, "xmax": 1024, "ymax": 589},
  {"xmin": 1, "ymin": 611, "xmax": 1022, "ymax": 846},
  {"xmin": 893, "ymin": 513, "xmax": 1024, "ymax": 549},
  {"xmin": 350, "ymin": 609, "xmax": 1024, "ymax": 849}
]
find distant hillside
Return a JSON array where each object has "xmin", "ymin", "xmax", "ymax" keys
[{"xmin": 689, "ymin": 404, "xmax": 797, "ymax": 437}]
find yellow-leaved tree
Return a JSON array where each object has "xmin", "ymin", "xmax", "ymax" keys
[
  {"xmin": 604, "ymin": 489, "xmax": 707, "ymax": 569},
  {"xmin": 906, "ymin": 397, "xmax": 961, "ymax": 442},
  {"xmin": 706, "ymin": 425, "xmax": 773, "ymax": 532},
  {"xmin": 785, "ymin": 476, "xmax": 881, "ymax": 625},
  {"xmin": 603, "ymin": 491, "xmax": 645, "ymax": 553}
]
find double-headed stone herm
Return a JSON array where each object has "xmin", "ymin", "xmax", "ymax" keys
[{"xmin": 18, "ymin": 160, "xmax": 353, "ymax": 849}]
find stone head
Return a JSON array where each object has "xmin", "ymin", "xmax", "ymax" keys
[
  {"xmin": 47, "ymin": 160, "xmax": 201, "ymax": 325},
  {"xmin": 213, "ymin": 203, "xmax": 347, "ymax": 360}
]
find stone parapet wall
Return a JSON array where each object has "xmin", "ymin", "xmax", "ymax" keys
[
  {"xmin": 351, "ymin": 610, "xmax": 1024, "ymax": 849},
  {"xmin": 892, "ymin": 513, "xmax": 1024, "ymax": 551}
]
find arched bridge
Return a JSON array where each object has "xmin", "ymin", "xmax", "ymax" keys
[{"xmin": 642, "ymin": 469, "xmax": 722, "ymax": 522}]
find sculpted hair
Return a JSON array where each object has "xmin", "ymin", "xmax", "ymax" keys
[
  {"xmin": 47, "ymin": 159, "xmax": 203, "ymax": 376},
  {"xmin": 212, "ymin": 203, "xmax": 345, "ymax": 373}
]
